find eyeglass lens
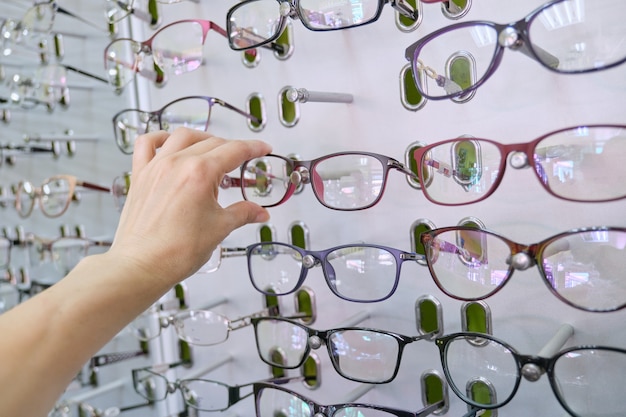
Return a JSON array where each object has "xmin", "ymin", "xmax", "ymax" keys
[
  {"xmin": 442, "ymin": 334, "xmax": 626, "ymax": 416},
  {"xmin": 105, "ymin": 20, "xmax": 205, "ymax": 89},
  {"xmin": 248, "ymin": 242, "xmax": 400, "ymax": 301},
  {"xmin": 22, "ymin": 3, "xmax": 55, "ymax": 34},
  {"xmin": 17, "ymin": 177, "xmax": 72, "ymax": 218},
  {"xmin": 178, "ymin": 379, "xmax": 235, "ymax": 411},
  {"xmin": 424, "ymin": 228, "xmax": 626, "ymax": 311},
  {"xmin": 29, "ymin": 237, "xmax": 97, "ymax": 273},
  {"xmin": 254, "ymin": 318, "xmax": 402, "ymax": 383},
  {"xmin": 241, "ymin": 153, "xmax": 387, "ymax": 210},
  {"xmin": 413, "ymin": 125, "xmax": 626, "ymax": 205},
  {"xmin": 131, "ymin": 309, "xmax": 231, "ymax": 345},
  {"xmin": 113, "ymin": 97, "xmax": 213, "ymax": 154},
  {"xmin": 412, "ymin": 0, "xmax": 626, "ymax": 99}
]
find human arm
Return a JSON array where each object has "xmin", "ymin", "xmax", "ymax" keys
[{"xmin": 0, "ymin": 128, "xmax": 272, "ymax": 417}]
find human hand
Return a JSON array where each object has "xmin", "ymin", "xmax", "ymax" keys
[{"xmin": 109, "ymin": 128, "xmax": 272, "ymax": 285}]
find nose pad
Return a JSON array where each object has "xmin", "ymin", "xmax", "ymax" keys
[
  {"xmin": 279, "ymin": 2, "xmax": 293, "ymax": 17},
  {"xmin": 308, "ymin": 335, "xmax": 322, "ymax": 350},
  {"xmin": 509, "ymin": 152, "xmax": 529, "ymax": 169},
  {"xmin": 510, "ymin": 252, "xmax": 534, "ymax": 270}
]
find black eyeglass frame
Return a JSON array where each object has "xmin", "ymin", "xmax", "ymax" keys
[
  {"xmin": 436, "ymin": 331, "xmax": 626, "ymax": 417},
  {"xmin": 251, "ymin": 316, "xmax": 436, "ymax": 383},
  {"xmin": 226, "ymin": 0, "xmax": 421, "ymax": 51},
  {"xmin": 253, "ymin": 382, "xmax": 445, "ymax": 417}
]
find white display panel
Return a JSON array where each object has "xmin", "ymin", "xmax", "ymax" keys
[{"xmin": 1, "ymin": 0, "xmax": 625, "ymax": 416}]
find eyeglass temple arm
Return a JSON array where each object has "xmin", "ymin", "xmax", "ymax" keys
[
  {"xmin": 461, "ymin": 406, "xmax": 487, "ymax": 417},
  {"xmin": 63, "ymin": 64, "xmax": 108, "ymax": 85},
  {"xmin": 213, "ymin": 98, "xmax": 261, "ymax": 125},
  {"xmin": 388, "ymin": 158, "xmax": 419, "ymax": 181},
  {"xmin": 390, "ymin": 0, "xmax": 419, "ymax": 20},
  {"xmin": 76, "ymin": 180, "xmax": 111, "ymax": 193},
  {"xmin": 219, "ymin": 175, "xmax": 258, "ymax": 189},
  {"xmin": 513, "ymin": 39, "xmax": 559, "ymax": 69},
  {"xmin": 415, "ymin": 399, "xmax": 446, "ymax": 417},
  {"xmin": 89, "ymin": 349, "xmax": 147, "ymax": 368},
  {"xmin": 52, "ymin": 2, "xmax": 108, "ymax": 33},
  {"xmin": 228, "ymin": 306, "xmax": 281, "ymax": 331}
]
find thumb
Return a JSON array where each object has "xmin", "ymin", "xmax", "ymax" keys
[{"xmin": 224, "ymin": 201, "xmax": 271, "ymax": 231}]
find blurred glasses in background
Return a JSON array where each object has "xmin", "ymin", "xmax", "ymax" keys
[{"xmin": 14, "ymin": 175, "xmax": 111, "ymax": 218}]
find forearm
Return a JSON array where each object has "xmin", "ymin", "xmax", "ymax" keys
[{"xmin": 0, "ymin": 251, "xmax": 174, "ymax": 417}]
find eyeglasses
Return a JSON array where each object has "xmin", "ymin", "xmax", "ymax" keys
[
  {"xmin": 49, "ymin": 400, "xmax": 152, "ymax": 417},
  {"xmin": 130, "ymin": 306, "xmax": 280, "ymax": 346},
  {"xmin": 14, "ymin": 175, "xmax": 111, "ymax": 218},
  {"xmin": 254, "ymin": 382, "xmax": 445, "ymax": 417},
  {"xmin": 405, "ymin": 0, "xmax": 626, "ymax": 100},
  {"xmin": 0, "ymin": 236, "xmax": 21, "ymax": 270},
  {"xmin": 245, "ymin": 241, "xmax": 424, "ymax": 302},
  {"xmin": 112, "ymin": 96, "xmax": 260, "ymax": 154},
  {"xmin": 225, "ymin": 152, "xmax": 417, "ymax": 210},
  {"xmin": 437, "ymin": 332, "xmax": 626, "ymax": 417},
  {"xmin": 420, "ymin": 226, "xmax": 626, "ymax": 312},
  {"xmin": 409, "ymin": 124, "xmax": 626, "ymax": 205},
  {"xmin": 132, "ymin": 364, "xmax": 305, "ymax": 411},
  {"xmin": 103, "ymin": 19, "xmax": 284, "ymax": 92},
  {"xmin": 252, "ymin": 316, "xmax": 436, "ymax": 383},
  {"xmin": 226, "ymin": 0, "xmax": 430, "ymax": 51},
  {"xmin": 26, "ymin": 233, "xmax": 112, "ymax": 273}
]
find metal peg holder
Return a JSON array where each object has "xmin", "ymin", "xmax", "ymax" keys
[{"xmin": 285, "ymin": 87, "xmax": 354, "ymax": 104}]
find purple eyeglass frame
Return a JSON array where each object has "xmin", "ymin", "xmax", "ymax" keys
[
  {"xmin": 410, "ymin": 124, "xmax": 626, "ymax": 206},
  {"xmin": 404, "ymin": 0, "xmax": 626, "ymax": 100}
]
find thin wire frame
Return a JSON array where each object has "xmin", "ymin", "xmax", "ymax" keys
[
  {"xmin": 410, "ymin": 124, "xmax": 626, "ymax": 205},
  {"xmin": 420, "ymin": 226, "xmax": 626, "ymax": 312},
  {"xmin": 111, "ymin": 96, "xmax": 260, "ymax": 154},
  {"xmin": 245, "ymin": 241, "xmax": 424, "ymax": 302},
  {"xmin": 237, "ymin": 151, "xmax": 417, "ymax": 211},
  {"xmin": 436, "ymin": 332, "xmax": 626, "ymax": 416},
  {"xmin": 251, "ymin": 316, "xmax": 435, "ymax": 383},
  {"xmin": 404, "ymin": 0, "xmax": 626, "ymax": 100}
]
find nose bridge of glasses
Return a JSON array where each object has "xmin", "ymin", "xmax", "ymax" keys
[
  {"xmin": 503, "ymin": 142, "xmax": 534, "ymax": 170},
  {"xmin": 388, "ymin": 157, "xmax": 418, "ymax": 180},
  {"xmin": 280, "ymin": 1, "xmax": 296, "ymax": 18},
  {"xmin": 390, "ymin": 0, "xmax": 419, "ymax": 20}
]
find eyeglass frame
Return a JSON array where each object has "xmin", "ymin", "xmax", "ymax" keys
[
  {"xmin": 253, "ymin": 382, "xmax": 445, "ymax": 417},
  {"xmin": 420, "ymin": 225, "xmax": 626, "ymax": 312},
  {"xmin": 251, "ymin": 316, "xmax": 437, "ymax": 383},
  {"xmin": 131, "ymin": 305, "xmax": 282, "ymax": 345},
  {"xmin": 132, "ymin": 364, "xmax": 308, "ymax": 411},
  {"xmin": 226, "ymin": 0, "xmax": 424, "ymax": 51},
  {"xmin": 227, "ymin": 151, "xmax": 418, "ymax": 211},
  {"xmin": 103, "ymin": 19, "xmax": 285, "ymax": 86},
  {"xmin": 409, "ymin": 124, "xmax": 626, "ymax": 205},
  {"xmin": 14, "ymin": 175, "xmax": 111, "ymax": 218},
  {"xmin": 404, "ymin": 0, "xmax": 626, "ymax": 100},
  {"xmin": 436, "ymin": 331, "xmax": 626, "ymax": 416},
  {"xmin": 111, "ymin": 95, "xmax": 261, "ymax": 155},
  {"xmin": 245, "ymin": 240, "xmax": 426, "ymax": 302}
]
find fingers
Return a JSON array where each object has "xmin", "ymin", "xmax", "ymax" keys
[
  {"xmin": 193, "ymin": 137, "xmax": 273, "ymax": 176},
  {"xmin": 132, "ymin": 130, "xmax": 169, "ymax": 172},
  {"xmin": 224, "ymin": 201, "xmax": 271, "ymax": 231}
]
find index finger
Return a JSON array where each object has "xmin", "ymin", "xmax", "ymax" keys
[{"xmin": 197, "ymin": 138, "xmax": 272, "ymax": 176}]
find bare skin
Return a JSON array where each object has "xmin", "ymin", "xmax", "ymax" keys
[{"xmin": 0, "ymin": 128, "xmax": 272, "ymax": 417}]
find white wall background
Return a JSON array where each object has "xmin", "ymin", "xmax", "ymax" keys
[{"xmin": 1, "ymin": 0, "xmax": 625, "ymax": 416}]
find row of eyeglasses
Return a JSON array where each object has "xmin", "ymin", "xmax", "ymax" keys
[
  {"xmin": 5, "ymin": 1, "xmax": 625, "ymax": 104},
  {"xmin": 101, "ymin": 0, "xmax": 626, "ymax": 96},
  {"xmin": 49, "ymin": 300, "xmax": 626, "ymax": 417}
]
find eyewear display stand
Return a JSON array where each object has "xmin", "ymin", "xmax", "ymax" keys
[{"xmin": 1, "ymin": 0, "xmax": 625, "ymax": 416}]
